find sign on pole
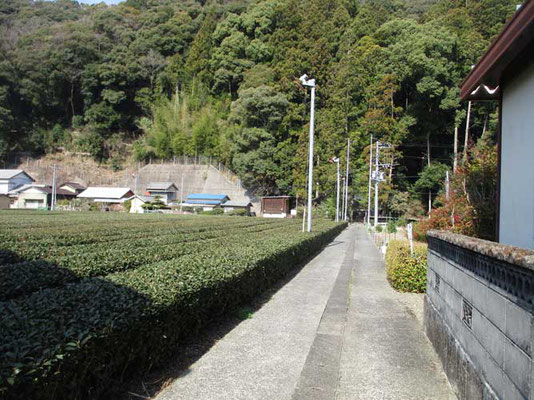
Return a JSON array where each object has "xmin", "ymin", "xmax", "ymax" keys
[{"xmin": 407, "ymin": 223, "xmax": 414, "ymax": 256}]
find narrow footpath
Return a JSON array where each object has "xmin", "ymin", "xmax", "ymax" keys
[{"xmin": 156, "ymin": 224, "xmax": 456, "ymax": 400}]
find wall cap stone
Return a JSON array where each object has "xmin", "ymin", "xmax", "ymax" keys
[{"xmin": 427, "ymin": 230, "xmax": 534, "ymax": 270}]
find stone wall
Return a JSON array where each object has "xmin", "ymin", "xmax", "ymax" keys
[{"xmin": 424, "ymin": 230, "xmax": 534, "ymax": 400}]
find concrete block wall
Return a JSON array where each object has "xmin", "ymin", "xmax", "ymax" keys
[{"xmin": 424, "ymin": 231, "xmax": 534, "ymax": 400}]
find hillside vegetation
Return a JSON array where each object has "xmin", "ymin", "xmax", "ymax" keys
[{"xmin": 0, "ymin": 0, "xmax": 515, "ymax": 214}]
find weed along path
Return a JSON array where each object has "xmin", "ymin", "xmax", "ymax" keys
[{"xmin": 155, "ymin": 224, "xmax": 455, "ymax": 400}]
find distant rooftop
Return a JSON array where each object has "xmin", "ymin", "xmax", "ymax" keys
[
  {"xmin": 146, "ymin": 182, "xmax": 177, "ymax": 191},
  {"xmin": 186, "ymin": 193, "xmax": 229, "ymax": 201},
  {"xmin": 0, "ymin": 169, "xmax": 34, "ymax": 181},
  {"xmin": 78, "ymin": 187, "xmax": 133, "ymax": 199},
  {"xmin": 60, "ymin": 182, "xmax": 86, "ymax": 190}
]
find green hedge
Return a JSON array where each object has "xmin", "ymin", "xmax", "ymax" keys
[
  {"xmin": 385, "ymin": 240, "xmax": 427, "ymax": 293},
  {"xmin": 0, "ymin": 214, "xmax": 346, "ymax": 399}
]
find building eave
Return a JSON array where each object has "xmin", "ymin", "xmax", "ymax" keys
[{"xmin": 460, "ymin": 0, "xmax": 534, "ymax": 101}]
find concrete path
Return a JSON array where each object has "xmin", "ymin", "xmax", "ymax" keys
[{"xmin": 155, "ymin": 224, "xmax": 456, "ymax": 400}]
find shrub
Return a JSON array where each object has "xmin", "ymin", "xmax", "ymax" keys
[
  {"xmin": 228, "ymin": 208, "xmax": 247, "ymax": 216},
  {"xmin": 387, "ymin": 220, "xmax": 397, "ymax": 233},
  {"xmin": 375, "ymin": 225, "xmax": 382, "ymax": 233},
  {"xmin": 0, "ymin": 212, "xmax": 347, "ymax": 399},
  {"xmin": 385, "ymin": 240, "xmax": 427, "ymax": 293}
]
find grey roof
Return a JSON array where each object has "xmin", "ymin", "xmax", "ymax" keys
[
  {"xmin": 133, "ymin": 195, "xmax": 155, "ymax": 203},
  {"xmin": 221, "ymin": 201, "xmax": 252, "ymax": 207},
  {"xmin": 78, "ymin": 187, "xmax": 133, "ymax": 199},
  {"xmin": 146, "ymin": 182, "xmax": 177, "ymax": 191},
  {"xmin": 60, "ymin": 182, "xmax": 86, "ymax": 190},
  {"xmin": 0, "ymin": 169, "xmax": 34, "ymax": 181}
]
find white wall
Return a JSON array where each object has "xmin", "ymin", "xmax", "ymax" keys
[{"xmin": 500, "ymin": 61, "xmax": 534, "ymax": 249}]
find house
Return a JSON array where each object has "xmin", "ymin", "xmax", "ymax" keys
[
  {"xmin": 59, "ymin": 182, "xmax": 86, "ymax": 195},
  {"xmin": 78, "ymin": 187, "xmax": 134, "ymax": 211},
  {"xmin": 9, "ymin": 184, "xmax": 76, "ymax": 209},
  {"xmin": 221, "ymin": 200, "xmax": 253, "ymax": 215},
  {"xmin": 460, "ymin": 0, "xmax": 534, "ymax": 249},
  {"xmin": 261, "ymin": 196, "xmax": 294, "ymax": 218},
  {"xmin": 423, "ymin": 5, "xmax": 534, "ymax": 400},
  {"xmin": 0, "ymin": 170, "xmax": 34, "ymax": 194},
  {"xmin": 181, "ymin": 193, "xmax": 229, "ymax": 211},
  {"xmin": 145, "ymin": 182, "xmax": 178, "ymax": 204},
  {"xmin": 129, "ymin": 195, "xmax": 155, "ymax": 213}
]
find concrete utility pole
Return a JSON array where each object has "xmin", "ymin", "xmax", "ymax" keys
[
  {"xmin": 299, "ymin": 74, "xmax": 316, "ymax": 232},
  {"xmin": 51, "ymin": 165, "xmax": 58, "ymax": 211},
  {"xmin": 372, "ymin": 142, "xmax": 391, "ymax": 228},
  {"xmin": 464, "ymin": 101, "xmax": 472, "ymax": 162},
  {"xmin": 445, "ymin": 170, "xmax": 450, "ymax": 202},
  {"xmin": 339, "ymin": 176, "xmax": 346, "ymax": 221},
  {"xmin": 374, "ymin": 142, "xmax": 379, "ymax": 228},
  {"xmin": 453, "ymin": 125, "xmax": 458, "ymax": 174},
  {"xmin": 367, "ymin": 135, "xmax": 373, "ymax": 225},
  {"xmin": 332, "ymin": 157, "xmax": 341, "ymax": 222},
  {"xmin": 344, "ymin": 138, "xmax": 350, "ymax": 221}
]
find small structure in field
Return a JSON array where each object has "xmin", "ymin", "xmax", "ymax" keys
[
  {"xmin": 0, "ymin": 170, "xmax": 34, "ymax": 194},
  {"xmin": 221, "ymin": 200, "xmax": 253, "ymax": 215},
  {"xmin": 9, "ymin": 184, "xmax": 76, "ymax": 209},
  {"xmin": 59, "ymin": 182, "xmax": 86, "ymax": 195},
  {"xmin": 78, "ymin": 187, "xmax": 134, "ymax": 211},
  {"xmin": 261, "ymin": 196, "xmax": 294, "ymax": 218},
  {"xmin": 0, "ymin": 194, "xmax": 11, "ymax": 209},
  {"xmin": 181, "ymin": 193, "xmax": 229, "ymax": 211},
  {"xmin": 145, "ymin": 182, "xmax": 178, "ymax": 204}
]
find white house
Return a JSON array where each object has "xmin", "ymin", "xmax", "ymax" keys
[
  {"xmin": 0, "ymin": 170, "xmax": 34, "ymax": 194},
  {"xmin": 78, "ymin": 187, "xmax": 134, "ymax": 210},
  {"xmin": 145, "ymin": 182, "xmax": 178, "ymax": 204},
  {"xmin": 129, "ymin": 195, "xmax": 154, "ymax": 213},
  {"xmin": 9, "ymin": 184, "xmax": 76, "ymax": 209},
  {"xmin": 460, "ymin": 0, "xmax": 534, "ymax": 249}
]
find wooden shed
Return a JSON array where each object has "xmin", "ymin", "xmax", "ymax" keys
[{"xmin": 261, "ymin": 196, "xmax": 294, "ymax": 218}]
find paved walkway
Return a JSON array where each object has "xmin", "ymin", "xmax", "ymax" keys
[{"xmin": 156, "ymin": 224, "xmax": 456, "ymax": 400}]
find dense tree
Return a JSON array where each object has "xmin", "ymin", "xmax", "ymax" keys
[{"xmin": 0, "ymin": 0, "xmax": 519, "ymax": 220}]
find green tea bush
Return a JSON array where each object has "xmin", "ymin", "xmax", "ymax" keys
[
  {"xmin": 0, "ymin": 212, "xmax": 346, "ymax": 399},
  {"xmin": 385, "ymin": 240, "xmax": 427, "ymax": 293}
]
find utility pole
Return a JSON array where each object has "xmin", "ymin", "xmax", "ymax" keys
[
  {"xmin": 374, "ymin": 142, "xmax": 379, "ymax": 228},
  {"xmin": 344, "ymin": 138, "xmax": 350, "ymax": 221},
  {"xmin": 51, "ymin": 165, "xmax": 58, "ymax": 211},
  {"xmin": 367, "ymin": 136, "xmax": 373, "ymax": 225},
  {"xmin": 339, "ymin": 176, "xmax": 346, "ymax": 221},
  {"xmin": 445, "ymin": 170, "xmax": 450, "ymax": 202},
  {"xmin": 464, "ymin": 100, "xmax": 472, "ymax": 163},
  {"xmin": 332, "ymin": 157, "xmax": 341, "ymax": 222},
  {"xmin": 180, "ymin": 173, "xmax": 184, "ymax": 212},
  {"xmin": 453, "ymin": 125, "xmax": 458, "ymax": 174},
  {"xmin": 299, "ymin": 74, "xmax": 316, "ymax": 232},
  {"xmin": 372, "ymin": 142, "xmax": 391, "ymax": 228}
]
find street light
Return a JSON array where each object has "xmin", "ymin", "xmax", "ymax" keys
[
  {"xmin": 330, "ymin": 156, "xmax": 340, "ymax": 222},
  {"xmin": 299, "ymin": 74, "xmax": 316, "ymax": 232}
]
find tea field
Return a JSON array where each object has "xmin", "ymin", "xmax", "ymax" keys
[{"xmin": 0, "ymin": 211, "xmax": 345, "ymax": 399}]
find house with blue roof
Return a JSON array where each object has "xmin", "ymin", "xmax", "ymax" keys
[{"xmin": 181, "ymin": 193, "xmax": 230, "ymax": 211}]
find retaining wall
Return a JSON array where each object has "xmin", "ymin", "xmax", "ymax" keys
[{"xmin": 424, "ymin": 231, "xmax": 534, "ymax": 399}]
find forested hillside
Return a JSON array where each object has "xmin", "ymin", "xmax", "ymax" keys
[{"xmin": 0, "ymin": 0, "xmax": 517, "ymax": 216}]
